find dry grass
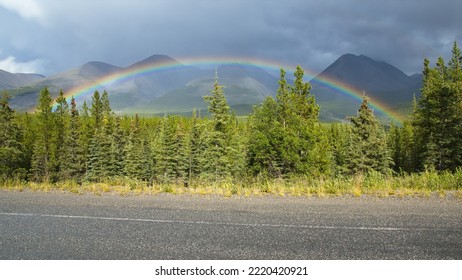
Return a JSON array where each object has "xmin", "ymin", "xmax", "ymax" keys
[{"xmin": 1, "ymin": 170, "xmax": 462, "ymax": 199}]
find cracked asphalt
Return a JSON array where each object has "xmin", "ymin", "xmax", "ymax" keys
[{"xmin": 1, "ymin": 190, "xmax": 461, "ymax": 259}]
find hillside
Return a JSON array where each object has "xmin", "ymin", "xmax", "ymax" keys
[
  {"xmin": 0, "ymin": 70, "xmax": 44, "ymax": 90},
  {"xmin": 310, "ymin": 54, "xmax": 422, "ymax": 120},
  {"xmin": 2, "ymin": 53, "xmax": 421, "ymax": 121}
]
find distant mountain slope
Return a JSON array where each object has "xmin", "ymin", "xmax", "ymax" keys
[
  {"xmin": 135, "ymin": 64, "xmax": 279, "ymax": 114},
  {"xmin": 311, "ymin": 54, "xmax": 422, "ymax": 120},
  {"xmin": 3, "ymin": 53, "xmax": 421, "ymax": 121},
  {"xmin": 0, "ymin": 70, "xmax": 44, "ymax": 90},
  {"xmin": 7, "ymin": 55, "xmax": 204, "ymax": 111}
]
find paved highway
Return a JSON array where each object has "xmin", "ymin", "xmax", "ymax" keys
[{"xmin": 1, "ymin": 190, "xmax": 461, "ymax": 259}]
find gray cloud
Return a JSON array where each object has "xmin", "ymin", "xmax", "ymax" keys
[{"xmin": 0, "ymin": 0, "xmax": 461, "ymax": 75}]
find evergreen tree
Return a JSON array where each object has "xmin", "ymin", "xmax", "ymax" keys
[
  {"xmin": 85, "ymin": 115, "xmax": 113, "ymax": 181},
  {"xmin": 328, "ymin": 123, "xmax": 350, "ymax": 175},
  {"xmin": 90, "ymin": 90, "xmax": 103, "ymax": 130},
  {"xmin": 61, "ymin": 97, "xmax": 85, "ymax": 181},
  {"xmin": 154, "ymin": 116, "xmax": 188, "ymax": 183},
  {"xmin": 85, "ymin": 91, "xmax": 115, "ymax": 181},
  {"xmin": 79, "ymin": 100, "xmax": 92, "ymax": 170},
  {"xmin": 109, "ymin": 116, "xmax": 126, "ymax": 177},
  {"xmin": 188, "ymin": 109, "xmax": 204, "ymax": 179},
  {"xmin": 388, "ymin": 121, "xmax": 415, "ymax": 173},
  {"xmin": 345, "ymin": 95, "xmax": 392, "ymax": 175},
  {"xmin": 53, "ymin": 90, "xmax": 70, "ymax": 181},
  {"xmin": 31, "ymin": 87, "xmax": 55, "ymax": 182},
  {"xmin": 204, "ymin": 72, "xmax": 231, "ymax": 134},
  {"xmin": 248, "ymin": 66, "xmax": 331, "ymax": 177},
  {"xmin": 0, "ymin": 91, "xmax": 24, "ymax": 179},
  {"xmin": 202, "ymin": 73, "xmax": 234, "ymax": 179},
  {"xmin": 17, "ymin": 112, "xmax": 35, "ymax": 175},
  {"xmin": 124, "ymin": 114, "xmax": 151, "ymax": 181},
  {"xmin": 412, "ymin": 42, "xmax": 462, "ymax": 171},
  {"xmin": 247, "ymin": 97, "xmax": 283, "ymax": 176}
]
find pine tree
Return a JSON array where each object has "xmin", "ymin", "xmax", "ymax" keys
[
  {"xmin": 248, "ymin": 66, "xmax": 331, "ymax": 177},
  {"xmin": 247, "ymin": 96, "xmax": 282, "ymax": 176},
  {"xmin": 0, "ymin": 91, "xmax": 24, "ymax": 179},
  {"xmin": 124, "ymin": 114, "xmax": 151, "ymax": 181},
  {"xmin": 53, "ymin": 90, "xmax": 70, "ymax": 181},
  {"xmin": 345, "ymin": 95, "xmax": 392, "ymax": 175},
  {"xmin": 31, "ymin": 87, "xmax": 54, "ymax": 182},
  {"xmin": 154, "ymin": 116, "xmax": 188, "ymax": 183},
  {"xmin": 17, "ymin": 112, "xmax": 35, "ymax": 175},
  {"xmin": 109, "ymin": 116, "xmax": 125, "ymax": 177},
  {"xmin": 90, "ymin": 90, "xmax": 103, "ymax": 130},
  {"xmin": 202, "ymin": 72, "xmax": 233, "ymax": 179},
  {"xmin": 388, "ymin": 121, "xmax": 415, "ymax": 173},
  {"xmin": 412, "ymin": 42, "xmax": 462, "ymax": 171},
  {"xmin": 79, "ymin": 100, "xmax": 92, "ymax": 171},
  {"xmin": 85, "ymin": 115, "xmax": 113, "ymax": 181},
  {"xmin": 328, "ymin": 123, "xmax": 350, "ymax": 175},
  {"xmin": 188, "ymin": 109, "xmax": 203, "ymax": 179},
  {"xmin": 60, "ymin": 97, "xmax": 85, "ymax": 181}
]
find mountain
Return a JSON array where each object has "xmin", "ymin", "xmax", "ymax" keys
[
  {"xmin": 0, "ymin": 70, "xmax": 44, "ymax": 90},
  {"xmin": 310, "ymin": 54, "xmax": 422, "ymax": 120},
  {"xmin": 140, "ymin": 64, "xmax": 279, "ymax": 114},
  {"xmin": 7, "ymin": 55, "xmax": 204, "ymax": 111},
  {"xmin": 3, "ymin": 53, "xmax": 421, "ymax": 121}
]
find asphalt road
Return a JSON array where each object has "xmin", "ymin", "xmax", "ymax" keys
[{"xmin": 1, "ymin": 190, "xmax": 461, "ymax": 259}]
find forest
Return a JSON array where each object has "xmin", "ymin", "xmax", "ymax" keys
[{"xmin": 1, "ymin": 43, "xmax": 462, "ymax": 197}]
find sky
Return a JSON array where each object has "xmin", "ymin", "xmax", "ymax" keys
[{"xmin": 0, "ymin": 0, "xmax": 461, "ymax": 76}]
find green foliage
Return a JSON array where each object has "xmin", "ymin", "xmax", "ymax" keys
[
  {"xmin": 412, "ymin": 42, "xmax": 462, "ymax": 172},
  {"xmin": 124, "ymin": 114, "xmax": 151, "ymax": 181},
  {"xmin": 154, "ymin": 116, "xmax": 188, "ymax": 183},
  {"xmin": 345, "ymin": 95, "xmax": 392, "ymax": 175},
  {"xmin": 247, "ymin": 66, "xmax": 331, "ymax": 177},
  {"xmin": 52, "ymin": 90, "xmax": 70, "ymax": 181},
  {"xmin": 3, "ymin": 45, "xmax": 462, "ymax": 192},
  {"xmin": 201, "ymin": 73, "xmax": 239, "ymax": 180},
  {"xmin": 328, "ymin": 123, "xmax": 349, "ymax": 174},
  {"xmin": 60, "ymin": 97, "xmax": 86, "ymax": 181},
  {"xmin": 31, "ymin": 87, "xmax": 54, "ymax": 182},
  {"xmin": 90, "ymin": 90, "xmax": 103, "ymax": 130},
  {"xmin": 0, "ymin": 91, "xmax": 24, "ymax": 179}
]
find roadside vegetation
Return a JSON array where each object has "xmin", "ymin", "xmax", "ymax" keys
[{"xmin": 1, "ymin": 43, "xmax": 462, "ymax": 198}]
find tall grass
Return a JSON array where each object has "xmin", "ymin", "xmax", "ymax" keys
[{"xmin": 1, "ymin": 169, "xmax": 462, "ymax": 198}]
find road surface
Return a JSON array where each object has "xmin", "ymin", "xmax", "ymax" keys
[{"xmin": 1, "ymin": 190, "xmax": 461, "ymax": 259}]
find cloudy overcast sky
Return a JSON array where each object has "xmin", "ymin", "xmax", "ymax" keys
[{"xmin": 0, "ymin": 0, "xmax": 461, "ymax": 76}]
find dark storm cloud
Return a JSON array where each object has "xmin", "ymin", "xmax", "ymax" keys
[{"xmin": 0, "ymin": 0, "xmax": 461, "ymax": 75}]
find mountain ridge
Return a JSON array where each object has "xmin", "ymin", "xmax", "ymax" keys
[{"xmin": 2, "ymin": 53, "xmax": 421, "ymax": 121}]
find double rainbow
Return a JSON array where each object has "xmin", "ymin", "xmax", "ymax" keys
[{"xmin": 52, "ymin": 56, "xmax": 404, "ymax": 123}]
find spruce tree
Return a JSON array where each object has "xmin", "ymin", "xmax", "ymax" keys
[
  {"xmin": 90, "ymin": 90, "xmax": 103, "ymax": 130},
  {"xmin": 61, "ymin": 97, "xmax": 85, "ymax": 181},
  {"xmin": 188, "ymin": 110, "xmax": 206, "ymax": 180},
  {"xmin": 247, "ymin": 96, "xmax": 282, "ymax": 176},
  {"xmin": 85, "ymin": 115, "xmax": 113, "ymax": 181},
  {"xmin": 31, "ymin": 87, "xmax": 54, "ymax": 182},
  {"xmin": 345, "ymin": 95, "xmax": 392, "ymax": 175},
  {"xmin": 124, "ymin": 114, "xmax": 151, "ymax": 181},
  {"xmin": 0, "ymin": 91, "xmax": 24, "ymax": 179},
  {"xmin": 53, "ymin": 90, "xmax": 70, "ymax": 181},
  {"xmin": 154, "ymin": 116, "xmax": 188, "ymax": 183},
  {"xmin": 109, "ymin": 116, "xmax": 126, "ymax": 177},
  {"xmin": 202, "ymin": 72, "xmax": 233, "ymax": 179},
  {"xmin": 328, "ymin": 123, "xmax": 350, "ymax": 175},
  {"xmin": 248, "ymin": 66, "xmax": 331, "ymax": 177},
  {"xmin": 412, "ymin": 42, "xmax": 462, "ymax": 171}
]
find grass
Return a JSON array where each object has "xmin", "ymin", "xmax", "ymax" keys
[{"xmin": 1, "ymin": 170, "xmax": 462, "ymax": 199}]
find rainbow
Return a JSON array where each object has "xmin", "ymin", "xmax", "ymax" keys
[{"xmin": 51, "ymin": 56, "xmax": 404, "ymax": 123}]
